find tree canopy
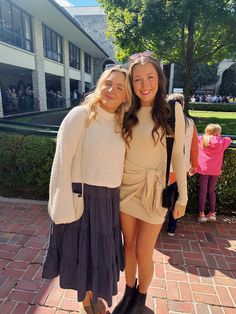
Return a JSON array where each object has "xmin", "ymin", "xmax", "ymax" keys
[{"xmin": 98, "ymin": 0, "xmax": 236, "ymax": 109}]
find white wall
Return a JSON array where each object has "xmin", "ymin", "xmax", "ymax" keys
[
  {"xmin": 69, "ymin": 68, "xmax": 81, "ymax": 81},
  {"xmin": 84, "ymin": 73, "xmax": 92, "ymax": 83},
  {"xmin": 0, "ymin": 43, "xmax": 35, "ymax": 70},
  {"xmin": 44, "ymin": 59, "xmax": 64, "ymax": 76}
]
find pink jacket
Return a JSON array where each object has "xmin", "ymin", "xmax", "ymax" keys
[{"xmin": 197, "ymin": 135, "xmax": 232, "ymax": 176}]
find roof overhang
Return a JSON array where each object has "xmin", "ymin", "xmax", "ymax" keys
[{"xmin": 11, "ymin": 0, "xmax": 108, "ymax": 58}]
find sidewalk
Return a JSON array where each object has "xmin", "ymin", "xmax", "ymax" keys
[{"xmin": 0, "ymin": 197, "xmax": 235, "ymax": 314}]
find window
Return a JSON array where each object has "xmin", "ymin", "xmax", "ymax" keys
[
  {"xmin": 0, "ymin": 0, "xmax": 33, "ymax": 51},
  {"xmin": 42, "ymin": 24, "xmax": 62, "ymax": 63},
  {"xmin": 69, "ymin": 42, "xmax": 80, "ymax": 69},
  {"xmin": 84, "ymin": 53, "xmax": 91, "ymax": 74},
  {"xmin": 23, "ymin": 13, "xmax": 32, "ymax": 51}
]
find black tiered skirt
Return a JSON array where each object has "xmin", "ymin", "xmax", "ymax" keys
[{"xmin": 42, "ymin": 184, "xmax": 124, "ymax": 307}]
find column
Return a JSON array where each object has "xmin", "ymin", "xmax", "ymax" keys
[
  {"xmin": 61, "ymin": 38, "xmax": 71, "ymax": 108},
  {"xmin": 90, "ymin": 57, "xmax": 94, "ymax": 88},
  {"xmin": 168, "ymin": 63, "xmax": 175, "ymax": 94},
  {"xmin": 0, "ymin": 87, "xmax": 3, "ymax": 117},
  {"xmin": 80, "ymin": 50, "xmax": 85, "ymax": 93},
  {"xmin": 31, "ymin": 18, "xmax": 47, "ymax": 111}
]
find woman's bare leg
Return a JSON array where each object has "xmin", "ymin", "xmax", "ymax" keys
[
  {"xmin": 120, "ymin": 212, "xmax": 138, "ymax": 287},
  {"xmin": 136, "ymin": 221, "xmax": 163, "ymax": 293}
]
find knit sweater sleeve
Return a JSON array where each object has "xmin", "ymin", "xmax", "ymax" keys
[
  {"xmin": 171, "ymin": 102, "xmax": 188, "ymax": 206},
  {"xmin": 48, "ymin": 105, "xmax": 88, "ymax": 224},
  {"xmin": 190, "ymin": 124, "xmax": 199, "ymax": 169}
]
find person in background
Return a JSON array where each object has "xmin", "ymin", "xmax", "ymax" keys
[
  {"xmin": 197, "ymin": 124, "xmax": 232, "ymax": 223},
  {"xmin": 112, "ymin": 52, "xmax": 187, "ymax": 314},
  {"xmin": 167, "ymin": 93, "xmax": 199, "ymax": 236},
  {"xmin": 42, "ymin": 65, "xmax": 131, "ymax": 314}
]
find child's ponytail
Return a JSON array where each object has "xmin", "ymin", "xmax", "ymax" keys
[{"xmin": 202, "ymin": 124, "xmax": 222, "ymax": 148}]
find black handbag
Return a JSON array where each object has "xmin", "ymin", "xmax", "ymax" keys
[{"xmin": 162, "ymin": 100, "xmax": 179, "ymax": 211}]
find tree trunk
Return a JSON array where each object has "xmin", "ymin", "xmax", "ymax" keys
[
  {"xmin": 183, "ymin": 14, "xmax": 195, "ymax": 116},
  {"xmin": 183, "ymin": 69, "xmax": 192, "ymax": 116}
]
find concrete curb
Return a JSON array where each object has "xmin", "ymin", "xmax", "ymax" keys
[{"xmin": 0, "ymin": 196, "xmax": 48, "ymax": 205}]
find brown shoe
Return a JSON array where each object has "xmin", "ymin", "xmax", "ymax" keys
[
  {"xmin": 92, "ymin": 298, "xmax": 107, "ymax": 314},
  {"xmin": 80, "ymin": 291, "xmax": 95, "ymax": 314}
]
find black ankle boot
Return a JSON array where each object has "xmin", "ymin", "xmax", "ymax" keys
[
  {"xmin": 112, "ymin": 280, "xmax": 137, "ymax": 314},
  {"xmin": 127, "ymin": 286, "xmax": 147, "ymax": 314}
]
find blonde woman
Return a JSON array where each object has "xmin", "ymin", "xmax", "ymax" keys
[{"xmin": 42, "ymin": 65, "xmax": 131, "ymax": 313}]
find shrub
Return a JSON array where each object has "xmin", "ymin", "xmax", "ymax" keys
[
  {"xmin": 0, "ymin": 133, "xmax": 56, "ymax": 197},
  {"xmin": 0, "ymin": 133, "xmax": 235, "ymax": 215},
  {"xmin": 189, "ymin": 102, "xmax": 236, "ymax": 112},
  {"xmin": 0, "ymin": 133, "xmax": 23, "ymax": 187},
  {"xmin": 16, "ymin": 135, "xmax": 56, "ymax": 194}
]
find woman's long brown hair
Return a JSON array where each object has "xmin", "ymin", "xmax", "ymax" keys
[{"xmin": 122, "ymin": 55, "xmax": 172, "ymax": 146}]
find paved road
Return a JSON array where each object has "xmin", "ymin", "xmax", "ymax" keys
[{"xmin": 0, "ymin": 197, "xmax": 235, "ymax": 314}]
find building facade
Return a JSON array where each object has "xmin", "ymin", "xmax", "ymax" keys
[
  {"xmin": 0, "ymin": 0, "xmax": 108, "ymax": 117},
  {"xmin": 66, "ymin": 6, "xmax": 116, "ymax": 66}
]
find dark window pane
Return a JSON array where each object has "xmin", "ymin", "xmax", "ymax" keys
[
  {"xmin": 46, "ymin": 28, "xmax": 52, "ymax": 49},
  {"xmin": 47, "ymin": 50, "xmax": 53, "ymax": 59},
  {"xmin": 1, "ymin": 0, "xmax": 12, "ymax": 31},
  {"xmin": 52, "ymin": 32, "xmax": 57, "ymax": 52},
  {"xmin": 69, "ymin": 42, "xmax": 80, "ymax": 69},
  {"xmin": 42, "ymin": 25, "xmax": 63, "ymax": 63},
  {"xmin": 13, "ymin": 7, "xmax": 21, "ymax": 36},
  {"xmin": 85, "ymin": 53, "xmax": 91, "ymax": 74},
  {"xmin": 0, "ymin": 1, "xmax": 32, "ymax": 51}
]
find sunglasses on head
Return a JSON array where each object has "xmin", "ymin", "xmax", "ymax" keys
[
  {"xmin": 129, "ymin": 50, "xmax": 154, "ymax": 61},
  {"xmin": 104, "ymin": 64, "xmax": 128, "ymax": 70}
]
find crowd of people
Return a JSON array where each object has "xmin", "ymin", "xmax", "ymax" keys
[
  {"xmin": 190, "ymin": 93, "xmax": 235, "ymax": 103},
  {"xmin": 1, "ymin": 85, "xmax": 35, "ymax": 115},
  {"xmin": 42, "ymin": 51, "xmax": 232, "ymax": 314},
  {"xmin": 46, "ymin": 89, "xmax": 66, "ymax": 109},
  {"xmin": 1, "ymin": 82, "xmax": 70, "ymax": 115}
]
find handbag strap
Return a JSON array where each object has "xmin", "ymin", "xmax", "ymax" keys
[
  {"xmin": 80, "ymin": 130, "xmax": 84, "ymax": 197},
  {"xmin": 165, "ymin": 100, "xmax": 176, "ymax": 189},
  {"xmin": 80, "ymin": 116, "xmax": 88, "ymax": 197}
]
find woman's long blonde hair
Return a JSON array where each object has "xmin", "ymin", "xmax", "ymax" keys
[
  {"xmin": 202, "ymin": 124, "xmax": 222, "ymax": 148},
  {"xmin": 81, "ymin": 65, "xmax": 132, "ymax": 132}
]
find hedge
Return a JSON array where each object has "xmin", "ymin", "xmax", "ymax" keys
[
  {"xmin": 0, "ymin": 133, "xmax": 55, "ymax": 197},
  {"xmin": 0, "ymin": 133, "xmax": 235, "ymax": 215},
  {"xmin": 189, "ymin": 102, "xmax": 236, "ymax": 112}
]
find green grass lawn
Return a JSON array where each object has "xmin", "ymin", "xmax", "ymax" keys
[
  {"xmin": 2, "ymin": 108, "xmax": 236, "ymax": 136},
  {"xmin": 189, "ymin": 110, "xmax": 236, "ymax": 135}
]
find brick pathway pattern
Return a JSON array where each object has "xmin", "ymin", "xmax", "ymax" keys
[{"xmin": 0, "ymin": 198, "xmax": 235, "ymax": 314}]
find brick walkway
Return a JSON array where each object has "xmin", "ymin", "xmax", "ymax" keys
[{"xmin": 0, "ymin": 197, "xmax": 235, "ymax": 314}]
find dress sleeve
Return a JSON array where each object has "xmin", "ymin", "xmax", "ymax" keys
[
  {"xmin": 48, "ymin": 106, "xmax": 87, "ymax": 224},
  {"xmin": 190, "ymin": 124, "xmax": 199, "ymax": 169},
  {"xmin": 171, "ymin": 102, "xmax": 188, "ymax": 206}
]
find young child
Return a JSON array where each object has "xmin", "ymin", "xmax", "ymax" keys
[
  {"xmin": 197, "ymin": 124, "xmax": 232, "ymax": 223},
  {"xmin": 167, "ymin": 93, "xmax": 199, "ymax": 236}
]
